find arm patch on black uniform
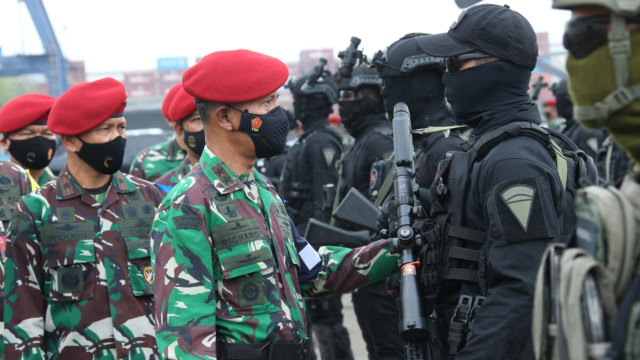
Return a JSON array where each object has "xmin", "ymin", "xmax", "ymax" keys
[{"xmin": 491, "ymin": 177, "xmax": 553, "ymax": 244}]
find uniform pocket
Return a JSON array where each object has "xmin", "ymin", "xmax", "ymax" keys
[
  {"xmin": 43, "ymin": 235, "xmax": 97, "ymax": 302},
  {"xmin": 212, "ymin": 219, "xmax": 280, "ymax": 315},
  {"xmin": 120, "ymin": 217, "xmax": 154, "ymax": 296}
]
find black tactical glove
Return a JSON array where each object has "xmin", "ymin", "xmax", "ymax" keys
[{"xmin": 377, "ymin": 194, "xmax": 399, "ymax": 237}]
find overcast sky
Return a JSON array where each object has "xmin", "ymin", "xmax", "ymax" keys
[{"xmin": 0, "ymin": 0, "xmax": 571, "ymax": 74}]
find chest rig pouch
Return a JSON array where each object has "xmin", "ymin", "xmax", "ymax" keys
[{"xmin": 121, "ymin": 190, "xmax": 156, "ymax": 296}]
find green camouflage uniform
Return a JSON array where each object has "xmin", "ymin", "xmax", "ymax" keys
[
  {"xmin": 129, "ymin": 137, "xmax": 186, "ymax": 181},
  {"xmin": 0, "ymin": 161, "xmax": 32, "ymax": 358},
  {"xmin": 37, "ymin": 167, "xmax": 57, "ymax": 187},
  {"xmin": 153, "ymin": 157, "xmax": 194, "ymax": 188},
  {"xmin": 151, "ymin": 147, "xmax": 398, "ymax": 359},
  {"xmin": 4, "ymin": 167, "xmax": 164, "ymax": 359}
]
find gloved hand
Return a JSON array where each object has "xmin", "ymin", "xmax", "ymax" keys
[{"xmin": 376, "ymin": 194, "xmax": 398, "ymax": 237}]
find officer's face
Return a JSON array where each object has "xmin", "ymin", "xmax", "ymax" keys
[
  {"xmin": 1, "ymin": 124, "xmax": 56, "ymax": 151},
  {"xmin": 236, "ymin": 92, "xmax": 280, "ymax": 116},
  {"xmin": 180, "ymin": 112, "xmax": 203, "ymax": 133}
]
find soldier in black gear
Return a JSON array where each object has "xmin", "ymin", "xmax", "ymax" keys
[
  {"xmin": 417, "ymin": 5, "xmax": 569, "ymax": 359},
  {"xmin": 280, "ymin": 68, "xmax": 352, "ymax": 360},
  {"xmin": 372, "ymin": 33, "xmax": 465, "ymax": 190},
  {"xmin": 552, "ymin": 79, "xmax": 607, "ymax": 159},
  {"xmin": 335, "ymin": 64, "xmax": 403, "ymax": 360}
]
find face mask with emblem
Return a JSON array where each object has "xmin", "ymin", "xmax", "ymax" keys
[
  {"xmin": 183, "ymin": 128, "xmax": 205, "ymax": 156},
  {"xmin": 232, "ymin": 106, "xmax": 289, "ymax": 158},
  {"xmin": 76, "ymin": 135, "xmax": 126, "ymax": 174},
  {"xmin": 8, "ymin": 136, "xmax": 56, "ymax": 170}
]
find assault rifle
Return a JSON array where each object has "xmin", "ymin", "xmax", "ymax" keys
[
  {"xmin": 383, "ymin": 102, "xmax": 429, "ymax": 359},
  {"xmin": 303, "ymin": 185, "xmax": 376, "ymax": 249}
]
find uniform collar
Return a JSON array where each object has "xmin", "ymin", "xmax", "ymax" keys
[
  {"xmin": 55, "ymin": 165, "xmax": 138, "ymax": 200},
  {"xmin": 200, "ymin": 147, "xmax": 276, "ymax": 195}
]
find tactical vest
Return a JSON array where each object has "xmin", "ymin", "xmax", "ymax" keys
[
  {"xmin": 370, "ymin": 129, "xmax": 458, "ymax": 206},
  {"xmin": 280, "ymin": 128, "xmax": 342, "ymax": 203},
  {"xmin": 428, "ymin": 121, "xmax": 596, "ymax": 293},
  {"xmin": 424, "ymin": 122, "xmax": 597, "ymax": 353}
]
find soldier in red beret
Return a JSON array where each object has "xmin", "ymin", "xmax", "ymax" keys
[
  {"xmin": 129, "ymin": 83, "xmax": 188, "ymax": 181},
  {"xmin": 4, "ymin": 77, "xmax": 165, "ymax": 359},
  {"xmin": 155, "ymin": 85, "xmax": 205, "ymax": 187},
  {"xmin": 0, "ymin": 94, "xmax": 58, "ymax": 189},
  {"xmin": 0, "ymin": 93, "xmax": 57, "ymax": 358},
  {"xmin": 151, "ymin": 49, "xmax": 400, "ymax": 360}
]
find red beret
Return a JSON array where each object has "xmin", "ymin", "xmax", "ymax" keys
[
  {"xmin": 161, "ymin": 83, "xmax": 182, "ymax": 119},
  {"xmin": 329, "ymin": 115, "xmax": 341, "ymax": 124},
  {"xmin": 182, "ymin": 49, "xmax": 289, "ymax": 103},
  {"xmin": 0, "ymin": 94, "xmax": 55, "ymax": 133},
  {"xmin": 49, "ymin": 77, "xmax": 127, "ymax": 135},
  {"xmin": 168, "ymin": 85, "xmax": 197, "ymax": 121}
]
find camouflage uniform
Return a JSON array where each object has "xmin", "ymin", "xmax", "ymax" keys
[
  {"xmin": 151, "ymin": 147, "xmax": 398, "ymax": 359},
  {"xmin": 37, "ymin": 167, "xmax": 57, "ymax": 187},
  {"xmin": 129, "ymin": 137, "xmax": 186, "ymax": 181},
  {"xmin": 154, "ymin": 157, "xmax": 194, "ymax": 188},
  {"xmin": 0, "ymin": 161, "xmax": 32, "ymax": 358},
  {"xmin": 4, "ymin": 167, "xmax": 164, "ymax": 359}
]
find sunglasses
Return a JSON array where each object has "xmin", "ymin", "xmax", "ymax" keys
[
  {"xmin": 563, "ymin": 15, "xmax": 640, "ymax": 59},
  {"xmin": 445, "ymin": 53, "xmax": 492, "ymax": 73}
]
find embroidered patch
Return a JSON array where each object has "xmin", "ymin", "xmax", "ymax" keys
[
  {"xmin": 322, "ymin": 148, "xmax": 336, "ymax": 167},
  {"xmin": 173, "ymin": 215, "xmax": 202, "ymax": 230},
  {"xmin": 237, "ymin": 275, "xmax": 265, "ymax": 307},
  {"xmin": 144, "ymin": 266, "xmax": 153, "ymax": 285},
  {"xmin": 210, "ymin": 163, "xmax": 237, "ymax": 187},
  {"xmin": 251, "ymin": 117, "xmax": 263, "ymax": 132},
  {"xmin": 500, "ymin": 185, "xmax": 536, "ymax": 232},
  {"xmin": 56, "ymin": 207, "xmax": 76, "ymax": 224}
]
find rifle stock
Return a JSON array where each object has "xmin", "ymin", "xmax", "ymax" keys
[{"xmin": 303, "ymin": 218, "xmax": 370, "ymax": 248}]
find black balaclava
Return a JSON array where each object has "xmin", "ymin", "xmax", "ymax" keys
[
  {"xmin": 339, "ymin": 88, "xmax": 386, "ymax": 137},
  {"xmin": 442, "ymin": 60, "xmax": 539, "ymax": 135},
  {"xmin": 381, "ymin": 69, "xmax": 449, "ymax": 129},
  {"xmin": 294, "ymin": 95, "xmax": 332, "ymax": 130}
]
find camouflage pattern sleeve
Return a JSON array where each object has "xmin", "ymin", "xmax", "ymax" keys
[
  {"xmin": 151, "ymin": 201, "xmax": 217, "ymax": 360},
  {"xmin": 129, "ymin": 147, "xmax": 150, "ymax": 179},
  {"xmin": 300, "ymin": 239, "xmax": 399, "ymax": 297},
  {"xmin": 4, "ymin": 200, "xmax": 46, "ymax": 358}
]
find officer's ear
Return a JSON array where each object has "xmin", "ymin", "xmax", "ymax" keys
[
  {"xmin": 0, "ymin": 135, "xmax": 9, "ymax": 151},
  {"xmin": 173, "ymin": 121, "xmax": 184, "ymax": 137},
  {"xmin": 213, "ymin": 105, "xmax": 236, "ymax": 132},
  {"xmin": 60, "ymin": 135, "xmax": 82, "ymax": 152}
]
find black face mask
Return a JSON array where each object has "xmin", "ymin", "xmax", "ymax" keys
[
  {"xmin": 380, "ymin": 70, "xmax": 445, "ymax": 128},
  {"xmin": 339, "ymin": 97, "xmax": 384, "ymax": 136},
  {"xmin": 234, "ymin": 106, "xmax": 289, "ymax": 158},
  {"xmin": 442, "ymin": 60, "xmax": 534, "ymax": 130},
  {"xmin": 183, "ymin": 129, "xmax": 205, "ymax": 157},
  {"xmin": 8, "ymin": 136, "xmax": 56, "ymax": 170},
  {"xmin": 76, "ymin": 135, "xmax": 126, "ymax": 174}
]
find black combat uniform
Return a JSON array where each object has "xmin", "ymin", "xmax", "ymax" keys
[
  {"xmin": 280, "ymin": 68, "xmax": 353, "ymax": 360},
  {"xmin": 418, "ymin": 5, "xmax": 570, "ymax": 359},
  {"xmin": 335, "ymin": 63, "xmax": 403, "ymax": 360}
]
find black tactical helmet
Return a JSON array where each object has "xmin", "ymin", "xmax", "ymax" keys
[
  {"xmin": 285, "ymin": 61, "xmax": 339, "ymax": 104},
  {"xmin": 337, "ymin": 65, "xmax": 383, "ymax": 91},
  {"xmin": 373, "ymin": 33, "xmax": 445, "ymax": 79}
]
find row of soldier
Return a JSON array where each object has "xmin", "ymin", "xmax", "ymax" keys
[{"xmin": 0, "ymin": 1, "xmax": 637, "ymax": 359}]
